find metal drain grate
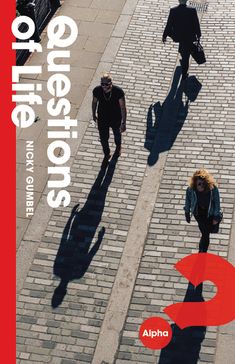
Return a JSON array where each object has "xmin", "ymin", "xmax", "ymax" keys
[{"xmin": 188, "ymin": 1, "xmax": 209, "ymax": 12}]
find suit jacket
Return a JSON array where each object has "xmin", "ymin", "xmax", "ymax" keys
[{"xmin": 163, "ymin": 4, "xmax": 201, "ymax": 43}]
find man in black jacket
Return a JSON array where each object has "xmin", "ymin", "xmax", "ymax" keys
[{"xmin": 162, "ymin": 0, "xmax": 201, "ymax": 80}]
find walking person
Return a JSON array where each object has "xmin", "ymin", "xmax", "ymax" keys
[
  {"xmin": 162, "ymin": 0, "xmax": 201, "ymax": 80},
  {"xmin": 92, "ymin": 73, "xmax": 127, "ymax": 162},
  {"xmin": 184, "ymin": 169, "xmax": 222, "ymax": 252}
]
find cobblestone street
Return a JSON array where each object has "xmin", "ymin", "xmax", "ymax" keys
[{"xmin": 17, "ymin": 0, "xmax": 235, "ymax": 363}]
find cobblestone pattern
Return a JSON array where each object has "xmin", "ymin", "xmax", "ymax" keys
[
  {"xmin": 16, "ymin": 0, "xmax": 179, "ymax": 362},
  {"xmin": 116, "ymin": 0, "xmax": 235, "ymax": 363}
]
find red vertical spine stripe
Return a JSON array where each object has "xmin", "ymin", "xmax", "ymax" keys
[{"xmin": 0, "ymin": 0, "xmax": 16, "ymax": 362}]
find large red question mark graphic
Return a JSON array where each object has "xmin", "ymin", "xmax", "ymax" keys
[{"xmin": 164, "ymin": 253, "xmax": 235, "ymax": 329}]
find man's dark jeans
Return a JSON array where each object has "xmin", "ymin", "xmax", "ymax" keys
[
  {"xmin": 194, "ymin": 214, "xmax": 213, "ymax": 252},
  {"xmin": 98, "ymin": 123, "xmax": 121, "ymax": 156},
  {"xmin": 179, "ymin": 42, "xmax": 192, "ymax": 79}
]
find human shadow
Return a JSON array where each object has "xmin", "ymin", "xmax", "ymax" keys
[
  {"xmin": 158, "ymin": 283, "xmax": 206, "ymax": 364},
  {"xmin": 145, "ymin": 67, "xmax": 202, "ymax": 166},
  {"xmin": 52, "ymin": 158, "xmax": 117, "ymax": 308}
]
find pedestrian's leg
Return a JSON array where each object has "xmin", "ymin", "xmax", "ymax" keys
[
  {"xmin": 197, "ymin": 217, "xmax": 210, "ymax": 252},
  {"xmin": 203, "ymin": 218, "xmax": 213, "ymax": 252},
  {"xmin": 200, "ymin": 230, "xmax": 210, "ymax": 252},
  {"xmin": 179, "ymin": 43, "xmax": 190, "ymax": 80},
  {"xmin": 112, "ymin": 127, "xmax": 122, "ymax": 157},
  {"xmin": 98, "ymin": 126, "xmax": 110, "ymax": 157}
]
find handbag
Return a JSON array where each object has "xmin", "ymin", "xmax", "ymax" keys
[
  {"xmin": 191, "ymin": 41, "xmax": 206, "ymax": 65},
  {"xmin": 210, "ymin": 211, "xmax": 223, "ymax": 234}
]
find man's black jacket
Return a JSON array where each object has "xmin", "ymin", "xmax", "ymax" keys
[{"xmin": 163, "ymin": 4, "xmax": 201, "ymax": 43}]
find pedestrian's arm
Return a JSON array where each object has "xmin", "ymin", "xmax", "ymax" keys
[
  {"xmin": 213, "ymin": 186, "xmax": 221, "ymax": 223},
  {"xmin": 194, "ymin": 10, "xmax": 201, "ymax": 39},
  {"xmin": 119, "ymin": 96, "xmax": 127, "ymax": 132},
  {"xmin": 184, "ymin": 187, "xmax": 191, "ymax": 223},
  {"xmin": 92, "ymin": 96, "xmax": 98, "ymax": 122},
  {"xmin": 184, "ymin": 188, "xmax": 191, "ymax": 213},
  {"xmin": 162, "ymin": 10, "xmax": 173, "ymax": 43}
]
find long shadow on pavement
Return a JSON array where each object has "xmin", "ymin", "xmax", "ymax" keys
[
  {"xmin": 52, "ymin": 158, "xmax": 117, "ymax": 308},
  {"xmin": 158, "ymin": 283, "xmax": 206, "ymax": 364},
  {"xmin": 145, "ymin": 66, "xmax": 202, "ymax": 166}
]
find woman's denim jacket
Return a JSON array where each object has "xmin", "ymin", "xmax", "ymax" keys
[{"xmin": 184, "ymin": 186, "xmax": 221, "ymax": 218}]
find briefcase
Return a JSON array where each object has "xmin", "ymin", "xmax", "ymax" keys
[{"xmin": 191, "ymin": 41, "xmax": 206, "ymax": 65}]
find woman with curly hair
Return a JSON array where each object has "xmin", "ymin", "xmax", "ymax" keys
[{"xmin": 184, "ymin": 169, "xmax": 221, "ymax": 252}]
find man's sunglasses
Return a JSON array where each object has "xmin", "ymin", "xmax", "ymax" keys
[
  {"xmin": 101, "ymin": 82, "xmax": 111, "ymax": 86},
  {"xmin": 197, "ymin": 181, "xmax": 204, "ymax": 186}
]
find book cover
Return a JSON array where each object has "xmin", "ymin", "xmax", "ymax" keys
[{"xmin": 2, "ymin": 0, "xmax": 234, "ymax": 363}]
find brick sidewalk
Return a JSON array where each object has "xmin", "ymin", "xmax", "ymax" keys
[{"xmin": 17, "ymin": 0, "xmax": 235, "ymax": 363}]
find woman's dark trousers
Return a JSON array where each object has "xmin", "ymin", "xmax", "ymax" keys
[{"xmin": 195, "ymin": 215, "xmax": 212, "ymax": 252}]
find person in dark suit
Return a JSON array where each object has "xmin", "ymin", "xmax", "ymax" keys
[{"xmin": 162, "ymin": 0, "xmax": 201, "ymax": 80}]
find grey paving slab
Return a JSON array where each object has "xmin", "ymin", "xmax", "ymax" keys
[
  {"xmin": 60, "ymin": 5, "xmax": 99, "ymax": 21},
  {"xmin": 17, "ymin": 189, "xmax": 41, "ymax": 219},
  {"xmin": 17, "ymin": 218, "xmax": 30, "ymax": 250},
  {"xmin": 64, "ymin": 0, "xmax": 93, "ymax": 7},
  {"xmin": 112, "ymin": 15, "xmax": 132, "ymax": 37},
  {"xmin": 17, "ymin": 164, "xmax": 47, "ymax": 193},
  {"xmin": 95, "ymin": 9, "xmax": 120, "ymax": 24},
  {"xmin": 90, "ymin": 0, "xmax": 126, "ymax": 11},
  {"xmin": 84, "ymin": 36, "xmax": 110, "ymax": 53},
  {"xmin": 78, "ymin": 21, "xmax": 114, "ymax": 37}
]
